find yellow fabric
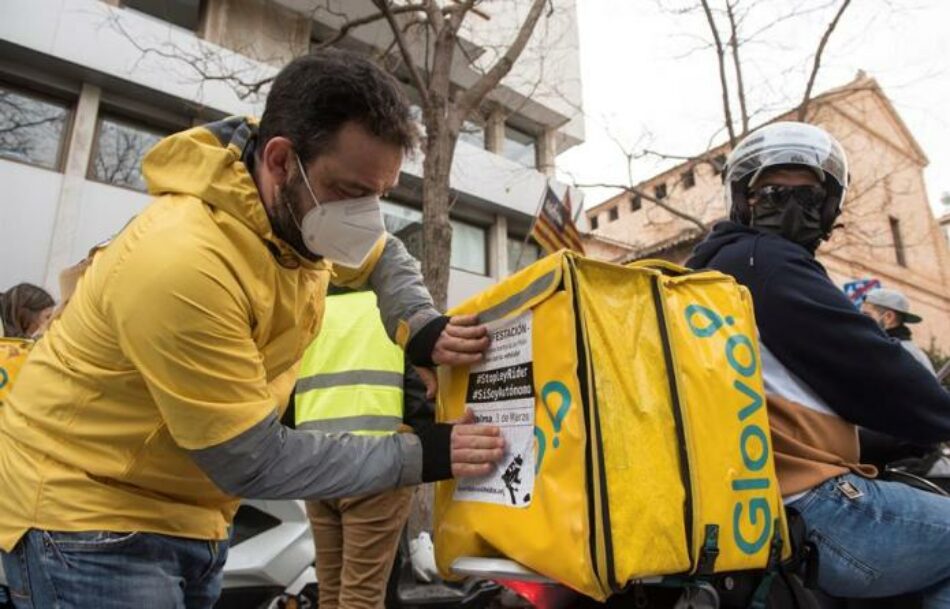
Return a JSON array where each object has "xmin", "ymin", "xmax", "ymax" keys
[
  {"xmin": 434, "ymin": 252, "xmax": 787, "ymax": 600},
  {"xmin": 0, "ymin": 338, "xmax": 33, "ymax": 407},
  {"xmin": 295, "ymin": 291, "xmax": 404, "ymax": 436},
  {"xmin": 0, "ymin": 118, "xmax": 387, "ymax": 551}
]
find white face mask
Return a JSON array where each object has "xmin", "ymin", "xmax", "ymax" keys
[{"xmin": 289, "ymin": 154, "xmax": 386, "ymax": 268}]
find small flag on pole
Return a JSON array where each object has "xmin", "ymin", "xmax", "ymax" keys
[
  {"xmin": 530, "ymin": 186, "xmax": 585, "ymax": 254},
  {"xmin": 843, "ymin": 278, "xmax": 881, "ymax": 306}
]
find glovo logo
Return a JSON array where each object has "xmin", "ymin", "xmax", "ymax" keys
[
  {"xmin": 533, "ymin": 380, "xmax": 572, "ymax": 474},
  {"xmin": 685, "ymin": 304, "xmax": 772, "ymax": 556}
]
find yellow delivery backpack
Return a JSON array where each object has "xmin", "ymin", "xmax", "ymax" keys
[
  {"xmin": 0, "ymin": 338, "xmax": 34, "ymax": 407},
  {"xmin": 434, "ymin": 251, "xmax": 789, "ymax": 600}
]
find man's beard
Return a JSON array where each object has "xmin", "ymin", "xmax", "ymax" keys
[{"xmin": 268, "ymin": 177, "xmax": 320, "ymax": 262}]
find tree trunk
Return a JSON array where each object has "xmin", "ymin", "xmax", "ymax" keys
[
  {"xmin": 420, "ymin": 109, "xmax": 458, "ymax": 312},
  {"xmin": 407, "ymin": 107, "xmax": 459, "ymax": 539}
]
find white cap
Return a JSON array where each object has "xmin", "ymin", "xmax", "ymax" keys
[{"xmin": 865, "ymin": 288, "xmax": 922, "ymax": 324}]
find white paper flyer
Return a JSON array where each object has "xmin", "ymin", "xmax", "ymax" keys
[{"xmin": 454, "ymin": 310, "xmax": 535, "ymax": 508}]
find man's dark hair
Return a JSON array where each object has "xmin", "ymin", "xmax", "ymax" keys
[{"xmin": 259, "ymin": 50, "xmax": 419, "ymax": 162}]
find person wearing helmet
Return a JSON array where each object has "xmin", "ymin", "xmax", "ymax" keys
[{"xmin": 687, "ymin": 122, "xmax": 950, "ymax": 605}]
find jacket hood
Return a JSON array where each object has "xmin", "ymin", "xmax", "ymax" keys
[
  {"xmin": 141, "ymin": 116, "xmax": 316, "ymax": 267},
  {"xmin": 687, "ymin": 221, "xmax": 761, "ymax": 268}
]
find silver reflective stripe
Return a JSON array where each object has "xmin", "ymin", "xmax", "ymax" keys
[
  {"xmin": 407, "ymin": 308, "xmax": 440, "ymax": 336},
  {"xmin": 297, "ymin": 370, "xmax": 403, "ymax": 393},
  {"xmin": 299, "ymin": 415, "xmax": 403, "ymax": 434},
  {"xmin": 478, "ymin": 271, "xmax": 557, "ymax": 323}
]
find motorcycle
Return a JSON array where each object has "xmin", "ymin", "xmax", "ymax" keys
[
  {"xmin": 216, "ymin": 499, "xmax": 500, "ymax": 609},
  {"xmin": 216, "ymin": 500, "xmax": 319, "ymax": 609},
  {"xmin": 451, "ymin": 466, "xmax": 950, "ymax": 609}
]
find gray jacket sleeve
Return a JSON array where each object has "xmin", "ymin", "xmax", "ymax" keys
[
  {"xmin": 189, "ymin": 413, "xmax": 422, "ymax": 500},
  {"xmin": 369, "ymin": 235, "xmax": 442, "ymax": 344}
]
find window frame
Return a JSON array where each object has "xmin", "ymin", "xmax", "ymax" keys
[
  {"xmin": 630, "ymin": 194, "xmax": 642, "ymax": 212},
  {"xmin": 654, "ymin": 182, "xmax": 668, "ymax": 200},
  {"xmin": 0, "ymin": 80, "xmax": 74, "ymax": 172},
  {"xmin": 87, "ymin": 112, "xmax": 172, "ymax": 193},
  {"xmin": 449, "ymin": 217, "xmax": 489, "ymax": 276},
  {"xmin": 590, "ymin": 214, "xmax": 599, "ymax": 230},
  {"xmin": 506, "ymin": 235, "xmax": 541, "ymax": 275},
  {"xmin": 889, "ymin": 215, "xmax": 906, "ymax": 267},
  {"xmin": 122, "ymin": 0, "xmax": 206, "ymax": 32},
  {"xmin": 713, "ymin": 154, "xmax": 727, "ymax": 176},
  {"xmin": 681, "ymin": 168, "xmax": 696, "ymax": 189},
  {"xmin": 378, "ymin": 198, "xmax": 489, "ymax": 276},
  {"xmin": 608, "ymin": 207, "xmax": 619, "ymax": 222},
  {"xmin": 502, "ymin": 123, "xmax": 538, "ymax": 169}
]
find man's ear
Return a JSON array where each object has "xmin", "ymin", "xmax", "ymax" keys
[{"xmin": 261, "ymin": 136, "xmax": 295, "ymax": 183}]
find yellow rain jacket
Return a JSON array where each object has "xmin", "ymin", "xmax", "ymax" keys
[{"xmin": 0, "ymin": 117, "xmax": 439, "ymax": 551}]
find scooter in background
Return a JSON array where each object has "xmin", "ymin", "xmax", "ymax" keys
[
  {"xmin": 216, "ymin": 499, "xmax": 318, "ymax": 609},
  {"xmin": 216, "ymin": 499, "xmax": 500, "ymax": 609}
]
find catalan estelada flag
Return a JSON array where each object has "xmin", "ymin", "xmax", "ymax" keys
[{"xmin": 530, "ymin": 186, "xmax": 585, "ymax": 254}]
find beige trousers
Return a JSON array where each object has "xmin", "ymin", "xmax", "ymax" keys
[{"xmin": 305, "ymin": 486, "xmax": 414, "ymax": 609}]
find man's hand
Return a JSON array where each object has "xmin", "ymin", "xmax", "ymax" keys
[
  {"xmin": 413, "ymin": 366, "xmax": 438, "ymax": 399},
  {"xmin": 450, "ymin": 408, "xmax": 505, "ymax": 478},
  {"xmin": 432, "ymin": 315, "xmax": 490, "ymax": 367}
]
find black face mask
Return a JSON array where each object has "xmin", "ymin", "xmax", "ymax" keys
[{"xmin": 749, "ymin": 185, "xmax": 827, "ymax": 251}]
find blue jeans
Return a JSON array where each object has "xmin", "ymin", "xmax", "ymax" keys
[
  {"xmin": 0, "ymin": 530, "xmax": 228, "ymax": 609},
  {"xmin": 791, "ymin": 474, "xmax": 950, "ymax": 608}
]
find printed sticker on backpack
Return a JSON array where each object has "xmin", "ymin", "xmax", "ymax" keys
[{"xmin": 455, "ymin": 311, "xmax": 536, "ymax": 507}]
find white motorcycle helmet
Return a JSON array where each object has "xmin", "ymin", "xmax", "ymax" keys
[{"xmin": 726, "ymin": 121, "xmax": 849, "ymax": 238}]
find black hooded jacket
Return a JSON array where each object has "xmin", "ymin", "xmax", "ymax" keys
[{"xmin": 686, "ymin": 221, "xmax": 950, "ymax": 444}]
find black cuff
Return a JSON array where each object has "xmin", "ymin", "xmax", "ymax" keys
[
  {"xmin": 406, "ymin": 315, "xmax": 449, "ymax": 367},
  {"xmin": 418, "ymin": 423, "xmax": 453, "ymax": 482}
]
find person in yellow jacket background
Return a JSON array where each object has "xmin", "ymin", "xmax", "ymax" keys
[
  {"xmin": 0, "ymin": 50, "xmax": 503, "ymax": 609},
  {"xmin": 0, "ymin": 283, "xmax": 54, "ymax": 407},
  {"xmin": 296, "ymin": 289, "xmax": 433, "ymax": 609}
]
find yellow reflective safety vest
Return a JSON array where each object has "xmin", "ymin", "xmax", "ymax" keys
[{"xmin": 295, "ymin": 291, "xmax": 404, "ymax": 436}]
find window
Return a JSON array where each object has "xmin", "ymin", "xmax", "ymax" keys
[
  {"xmin": 502, "ymin": 124, "xmax": 537, "ymax": 169},
  {"xmin": 124, "ymin": 0, "xmax": 204, "ymax": 31},
  {"xmin": 608, "ymin": 207, "xmax": 619, "ymax": 222},
  {"xmin": 713, "ymin": 154, "xmax": 727, "ymax": 175},
  {"xmin": 682, "ymin": 168, "xmax": 696, "ymax": 189},
  {"xmin": 458, "ymin": 120, "xmax": 485, "ymax": 150},
  {"xmin": 379, "ymin": 200, "xmax": 488, "ymax": 275},
  {"xmin": 507, "ymin": 237, "xmax": 541, "ymax": 275},
  {"xmin": 450, "ymin": 220, "xmax": 487, "ymax": 275},
  {"xmin": 654, "ymin": 183, "xmax": 668, "ymax": 200},
  {"xmin": 380, "ymin": 200, "xmax": 425, "ymax": 261},
  {"xmin": 0, "ymin": 84, "xmax": 70, "ymax": 170},
  {"xmin": 590, "ymin": 215, "xmax": 599, "ymax": 230},
  {"xmin": 889, "ymin": 216, "xmax": 906, "ymax": 267},
  {"xmin": 630, "ymin": 195, "xmax": 642, "ymax": 212},
  {"xmin": 90, "ymin": 115, "xmax": 168, "ymax": 192}
]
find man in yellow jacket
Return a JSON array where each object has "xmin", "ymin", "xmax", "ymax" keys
[{"xmin": 0, "ymin": 50, "xmax": 502, "ymax": 609}]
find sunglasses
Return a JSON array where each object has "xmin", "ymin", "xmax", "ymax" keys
[{"xmin": 749, "ymin": 184, "xmax": 827, "ymax": 208}]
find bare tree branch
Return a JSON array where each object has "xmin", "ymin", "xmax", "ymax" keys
[
  {"xmin": 446, "ymin": 0, "xmax": 477, "ymax": 31},
  {"xmin": 725, "ymin": 0, "xmax": 749, "ymax": 134},
  {"xmin": 456, "ymin": 0, "xmax": 548, "ymax": 117},
  {"xmin": 798, "ymin": 0, "xmax": 852, "ymax": 121},
  {"xmin": 698, "ymin": 0, "xmax": 736, "ymax": 147},
  {"xmin": 372, "ymin": 0, "xmax": 432, "ymax": 106},
  {"xmin": 574, "ymin": 180, "xmax": 709, "ymax": 233}
]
